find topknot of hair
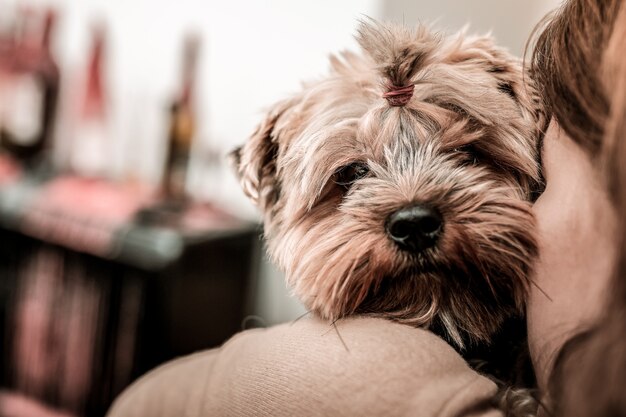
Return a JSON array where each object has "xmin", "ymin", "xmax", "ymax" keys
[{"xmin": 356, "ymin": 19, "xmax": 442, "ymax": 90}]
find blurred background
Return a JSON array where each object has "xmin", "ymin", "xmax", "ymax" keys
[{"xmin": 0, "ymin": 1, "xmax": 560, "ymax": 416}]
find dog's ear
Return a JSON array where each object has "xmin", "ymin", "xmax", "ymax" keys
[
  {"xmin": 467, "ymin": 37, "xmax": 548, "ymax": 185},
  {"xmin": 230, "ymin": 100, "xmax": 291, "ymax": 211},
  {"xmin": 448, "ymin": 35, "xmax": 546, "ymax": 129}
]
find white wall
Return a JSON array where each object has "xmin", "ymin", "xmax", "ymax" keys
[{"xmin": 381, "ymin": 0, "xmax": 563, "ymax": 56}]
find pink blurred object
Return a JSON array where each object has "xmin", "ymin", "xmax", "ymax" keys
[
  {"xmin": 30, "ymin": 175, "xmax": 152, "ymax": 222},
  {"xmin": 21, "ymin": 175, "xmax": 154, "ymax": 255},
  {"xmin": 0, "ymin": 7, "xmax": 60, "ymax": 160},
  {"xmin": 0, "ymin": 154, "xmax": 22, "ymax": 184},
  {"xmin": 12, "ymin": 250, "xmax": 61, "ymax": 398},
  {"xmin": 58, "ymin": 271, "xmax": 99, "ymax": 410},
  {"xmin": 69, "ymin": 23, "xmax": 111, "ymax": 178},
  {"xmin": 0, "ymin": 391, "xmax": 76, "ymax": 417},
  {"xmin": 180, "ymin": 202, "xmax": 244, "ymax": 232}
]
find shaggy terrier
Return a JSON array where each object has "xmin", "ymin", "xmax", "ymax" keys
[{"xmin": 232, "ymin": 20, "xmax": 544, "ymax": 350}]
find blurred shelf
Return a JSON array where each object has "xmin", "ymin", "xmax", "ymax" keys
[{"xmin": 0, "ymin": 155, "xmax": 259, "ymax": 270}]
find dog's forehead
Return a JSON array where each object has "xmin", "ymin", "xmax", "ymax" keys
[
  {"xmin": 273, "ymin": 30, "xmax": 532, "ymax": 181},
  {"xmin": 283, "ymin": 62, "xmax": 518, "ymax": 156}
]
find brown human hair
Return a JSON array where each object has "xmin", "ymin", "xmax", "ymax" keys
[
  {"xmin": 531, "ymin": 0, "xmax": 621, "ymax": 155},
  {"xmin": 531, "ymin": 0, "xmax": 626, "ymax": 415}
]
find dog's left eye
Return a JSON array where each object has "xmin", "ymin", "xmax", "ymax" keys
[
  {"xmin": 333, "ymin": 163, "xmax": 370, "ymax": 189},
  {"xmin": 453, "ymin": 144, "xmax": 480, "ymax": 165}
]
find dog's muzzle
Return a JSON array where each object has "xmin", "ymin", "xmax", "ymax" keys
[{"xmin": 386, "ymin": 205, "xmax": 442, "ymax": 252}]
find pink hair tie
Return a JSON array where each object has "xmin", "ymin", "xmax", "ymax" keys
[{"xmin": 382, "ymin": 84, "xmax": 415, "ymax": 107}]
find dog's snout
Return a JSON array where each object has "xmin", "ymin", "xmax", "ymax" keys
[{"xmin": 386, "ymin": 205, "xmax": 442, "ymax": 252}]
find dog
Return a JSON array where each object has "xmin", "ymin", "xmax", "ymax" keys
[{"xmin": 231, "ymin": 20, "xmax": 544, "ymax": 353}]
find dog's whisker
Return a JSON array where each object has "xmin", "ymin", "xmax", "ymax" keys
[
  {"xmin": 321, "ymin": 318, "xmax": 339, "ymax": 336},
  {"xmin": 290, "ymin": 310, "xmax": 312, "ymax": 326},
  {"xmin": 529, "ymin": 277, "xmax": 553, "ymax": 302},
  {"xmin": 332, "ymin": 320, "xmax": 350, "ymax": 352}
]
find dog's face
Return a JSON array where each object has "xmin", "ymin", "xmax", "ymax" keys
[{"xmin": 233, "ymin": 22, "xmax": 543, "ymax": 347}]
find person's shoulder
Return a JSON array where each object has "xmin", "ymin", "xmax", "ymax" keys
[
  {"xmin": 218, "ymin": 316, "xmax": 501, "ymax": 416},
  {"xmin": 108, "ymin": 316, "xmax": 502, "ymax": 417},
  {"xmin": 225, "ymin": 315, "xmax": 470, "ymax": 377}
]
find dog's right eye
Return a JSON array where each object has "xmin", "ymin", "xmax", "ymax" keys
[{"xmin": 333, "ymin": 163, "xmax": 370, "ymax": 189}]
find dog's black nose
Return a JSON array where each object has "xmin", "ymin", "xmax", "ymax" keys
[{"xmin": 386, "ymin": 205, "xmax": 442, "ymax": 252}]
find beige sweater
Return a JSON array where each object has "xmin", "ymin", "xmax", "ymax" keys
[{"xmin": 107, "ymin": 317, "xmax": 502, "ymax": 417}]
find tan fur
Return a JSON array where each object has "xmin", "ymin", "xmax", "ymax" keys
[{"xmin": 232, "ymin": 20, "xmax": 542, "ymax": 348}]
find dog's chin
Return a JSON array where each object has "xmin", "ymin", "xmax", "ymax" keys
[
  {"xmin": 340, "ymin": 264, "xmax": 517, "ymax": 349},
  {"xmin": 280, "ymin": 233, "xmax": 528, "ymax": 348},
  {"xmin": 395, "ymin": 251, "xmax": 442, "ymax": 274}
]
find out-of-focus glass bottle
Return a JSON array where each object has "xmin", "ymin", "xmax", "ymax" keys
[
  {"xmin": 0, "ymin": 4, "xmax": 16, "ymax": 145},
  {"xmin": 162, "ymin": 34, "xmax": 200, "ymax": 201},
  {"xmin": 0, "ymin": 8, "xmax": 60, "ymax": 165},
  {"xmin": 69, "ymin": 24, "xmax": 110, "ymax": 178}
]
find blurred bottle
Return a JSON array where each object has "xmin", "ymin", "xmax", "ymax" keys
[
  {"xmin": 163, "ymin": 34, "xmax": 200, "ymax": 201},
  {"xmin": 0, "ymin": 1, "xmax": 16, "ymax": 65},
  {"xmin": 69, "ymin": 24, "xmax": 110, "ymax": 178},
  {"xmin": 0, "ymin": 3, "xmax": 16, "ymax": 139},
  {"xmin": 0, "ymin": 8, "xmax": 60, "ymax": 164}
]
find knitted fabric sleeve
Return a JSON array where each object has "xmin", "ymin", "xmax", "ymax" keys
[{"xmin": 107, "ymin": 316, "xmax": 502, "ymax": 417}]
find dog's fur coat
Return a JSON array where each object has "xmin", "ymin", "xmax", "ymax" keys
[{"xmin": 233, "ymin": 20, "xmax": 543, "ymax": 351}]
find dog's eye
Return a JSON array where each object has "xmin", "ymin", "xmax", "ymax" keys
[
  {"xmin": 334, "ymin": 163, "xmax": 370, "ymax": 188},
  {"xmin": 453, "ymin": 144, "xmax": 480, "ymax": 165}
]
